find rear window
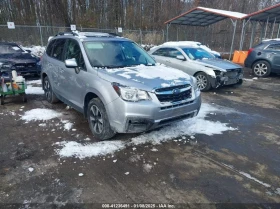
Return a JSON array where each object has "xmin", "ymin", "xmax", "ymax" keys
[{"xmin": 50, "ymin": 39, "xmax": 66, "ymax": 61}]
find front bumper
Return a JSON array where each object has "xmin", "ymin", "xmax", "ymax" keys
[
  {"xmin": 106, "ymin": 90, "xmax": 201, "ymax": 133},
  {"xmin": 209, "ymin": 70, "xmax": 243, "ymax": 88}
]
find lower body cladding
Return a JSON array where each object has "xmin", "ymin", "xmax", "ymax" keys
[
  {"xmin": 209, "ymin": 72, "xmax": 243, "ymax": 88},
  {"xmin": 106, "ymin": 93, "xmax": 201, "ymax": 133}
]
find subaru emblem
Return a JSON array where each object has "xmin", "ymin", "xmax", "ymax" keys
[{"xmin": 172, "ymin": 89, "xmax": 180, "ymax": 94}]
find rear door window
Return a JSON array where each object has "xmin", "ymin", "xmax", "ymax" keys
[
  {"xmin": 266, "ymin": 44, "xmax": 280, "ymax": 51},
  {"xmin": 51, "ymin": 39, "xmax": 66, "ymax": 61},
  {"xmin": 46, "ymin": 40, "xmax": 56, "ymax": 56},
  {"xmin": 152, "ymin": 48, "xmax": 170, "ymax": 57}
]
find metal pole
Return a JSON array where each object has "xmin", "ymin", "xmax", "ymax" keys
[
  {"xmin": 260, "ymin": 22, "xmax": 264, "ymax": 41},
  {"xmin": 166, "ymin": 23, "xmax": 170, "ymax": 42},
  {"xmin": 37, "ymin": 22, "xmax": 43, "ymax": 46},
  {"xmin": 277, "ymin": 23, "xmax": 280, "ymax": 38},
  {"xmin": 271, "ymin": 18, "xmax": 277, "ymax": 39},
  {"xmin": 229, "ymin": 19, "xmax": 237, "ymax": 61},
  {"xmin": 249, "ymin": 21, "xmax": 256, "ymax": 48},
  {"xmin": 177, "ymin": 27, "xmax": 179, "ymax": 41},
  {"xmin": 264, "ymin": 17, "xmax": 269, "ymax": 39},
  {"xmin": 140, "ymin": 28, "xmax": 142, "ymax": 45},
  {"xmin": 239, "ymin": 20, "xmax": 245, "ymax": 50}
]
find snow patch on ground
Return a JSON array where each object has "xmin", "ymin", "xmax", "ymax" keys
[
  {"xmin": 26, "ymin": 80, "xmax": 42, "ymax": 85},
  {"xmin": 64, "ymin": 122, "xmax": 73, "ymax": 131},
  {"xmin": 55, "ymin": 103, "xmax": 238, "ymax": 159},
  {"xmin": 239, "ymin": 171, "xmax": 271, "ymax": 188},
  {"xmin": 25, "ymin": 86, "xmax": 44, "ymax": 95},
  {"xmin": 56, "ymin": 141, "xmax": 126, "ymax": 159},
  {"xmin": 143, "ymin": 164, "xmax": 153, "ymax": 173},
  {"xmin": 21, "ymin": 108, "xmax": 62, "ymax": 121}
]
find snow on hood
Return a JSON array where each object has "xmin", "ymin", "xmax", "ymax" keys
[
  {"xmin": 194, "ymin": 59, "xmax": 242, "ymax": 71},
  {"xmin": 98, "ymin": 63, "xmax": 192, "ymax": 91}
]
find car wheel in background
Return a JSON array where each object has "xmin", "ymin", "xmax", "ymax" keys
[
  {"xmin": 195, "ymin": 72, "xmax": 212, "ymax": 92},
  {"xmin": 87, "ymin": 98, "xmax": 116, "ymax": 140},
  {"xmin": 0, "ymin": 96, "xmax": 4, "ymax": 105},
  {"xmin": 252, "ymin": 61, "xmax": 271, "ymax": 77},
  {"xmin": 43, "ymin": 76, "xmax": 59, "ymax": 104}
]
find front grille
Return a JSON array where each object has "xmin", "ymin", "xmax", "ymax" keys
[
  {"xmin": 15, "ymin": 63, "xmax": 36, "ymax": 71},
  {"xmin": 155, "ymin": 85, "xmax": 192, "ymax": 103},
  {"xmin": 155, "ymin": 84, "xmax": 190, "ymax": 93},
  {"xmin": 160, "ymin": 100, "xmax": 194, "ymax": 110}
]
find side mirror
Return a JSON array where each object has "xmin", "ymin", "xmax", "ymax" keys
[
  {"xmin": 176, "ymin": 55, "xmax": 186, "ymax": 61},
  {"xmin": 65, "ymin": 59, "xmax": 78, "ymax": 68},
  {"xmin": 26, "ymin": 50, "xmax": 32, "ymax": 53}
]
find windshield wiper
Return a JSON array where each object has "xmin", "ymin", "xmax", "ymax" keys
[{"xmin": 93, "ymin": 65, "xmax": 127, "ymax": 69}]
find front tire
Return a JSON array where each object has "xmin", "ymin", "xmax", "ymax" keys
[
  {"xmin": 252, "ymin": 61, "xmax": 271, "ymax": 77},
  {"xmin": 87, "ymin": 98, "xmax": 116, "ymax": 140},
  {"xmin": 195, "ymin": 72, "xmax": 212, "ymax": 92},
  {"xmin": 43, "ymin": 76, "xmax": 59, "ymax": 104}
]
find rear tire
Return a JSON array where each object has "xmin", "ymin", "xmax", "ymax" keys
[
  {"xmin": 0, "ymin": 96, "xmax": 4, "ymax": 105},
  {"xmin": 195, "ymin": 72, "xmax": 212, "ymax": 92},
  {"xmin": 252, "ymin": 61, "xmax": 271, "ymax": 77},
  {"xmin": 87, "ymin": 98, "xmax": 115, "ymax": 140},
  {"xmin": 43, "ymin": 76, "xmax": 59, "ymax": 104}
]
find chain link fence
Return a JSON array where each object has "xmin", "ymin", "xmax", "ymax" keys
[
  {"xmin": 0, "ymin": 24, "xmax": 165, "ymax": 47},
  {"xmin": 1, "ymin": 24, "xmax": 278, "ymax": 55}
]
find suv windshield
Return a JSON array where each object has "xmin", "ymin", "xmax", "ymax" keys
[
  {"xmin": 181, "ymin": 47, "xmax": 215, "ymax": 60},
  {"xmin": 0, "ymin": 44, "xmax": 24, "ymax": 54},
  {"xmin": 83, "ymin": 41, "xmax": 156, "ymax": 68}
]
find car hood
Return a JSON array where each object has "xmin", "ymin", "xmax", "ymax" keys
[
  {"xmin": 97, "ymin": 64, "xmax": 192, "ymax": 92},
  {"xmin": 194, "ymin": 58, "xmax": 242, "ymax": 71},
  {"xmin": 0, "ymin": 52, "xmax": 39, "ymax": 64}
]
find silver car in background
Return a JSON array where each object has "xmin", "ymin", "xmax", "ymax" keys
[
  {"xmin": 41, "ymin": 32, "xmax": 201, "ymax": 140},
  {"xmin": 149, "ymin": 42, "xmax": 243, "ymax": 91}
]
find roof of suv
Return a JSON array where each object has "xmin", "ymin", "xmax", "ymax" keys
[{"xmin": 51, "ymin": 31, "xmax": 129, "ymax": 42}]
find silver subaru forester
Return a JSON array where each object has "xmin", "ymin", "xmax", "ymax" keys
[{"xmin": 41, "ymin": 31, "xmax": 201, "ymax": 140}]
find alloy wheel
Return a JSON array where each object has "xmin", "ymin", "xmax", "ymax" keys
[
  {"xmin": 44, "ymin": 79, "xmax": 51, "ymax": 101},
  {"xmin": 89, "ymin": 105, "xmax": 104, "ymax": 134},
  {"xmin": 196, "ymin": 74, "xmax": 208, "ymax": 90},
  {"xmin": 254, "ymin": 63, "xmax": 268, "ymax": 76}
]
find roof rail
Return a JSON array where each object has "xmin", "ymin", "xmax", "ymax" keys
[
  {"xmin": 55, "ymin": 31, "xmax": 79, "ymax": 37},
  {"xmin": 54, "ymin": 31, "xmax": 122, "ymax": 38}
]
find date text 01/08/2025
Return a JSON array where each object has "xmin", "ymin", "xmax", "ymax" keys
[{"xmin": 101, "ymin": 203, "xmax": 176, "ymax": 208}]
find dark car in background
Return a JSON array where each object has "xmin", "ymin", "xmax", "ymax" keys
[
  {"xmin": 0, "ymin": 42, "xmax": 41, "ymax": 77},
  {"xmin": 245, "ymin": 40, "xmax": 280, "ymax": 77}
]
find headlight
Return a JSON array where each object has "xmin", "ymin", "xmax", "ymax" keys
[{"xmin": 112, "ymin": 83, "xmax": 150, "ymax": 102}]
